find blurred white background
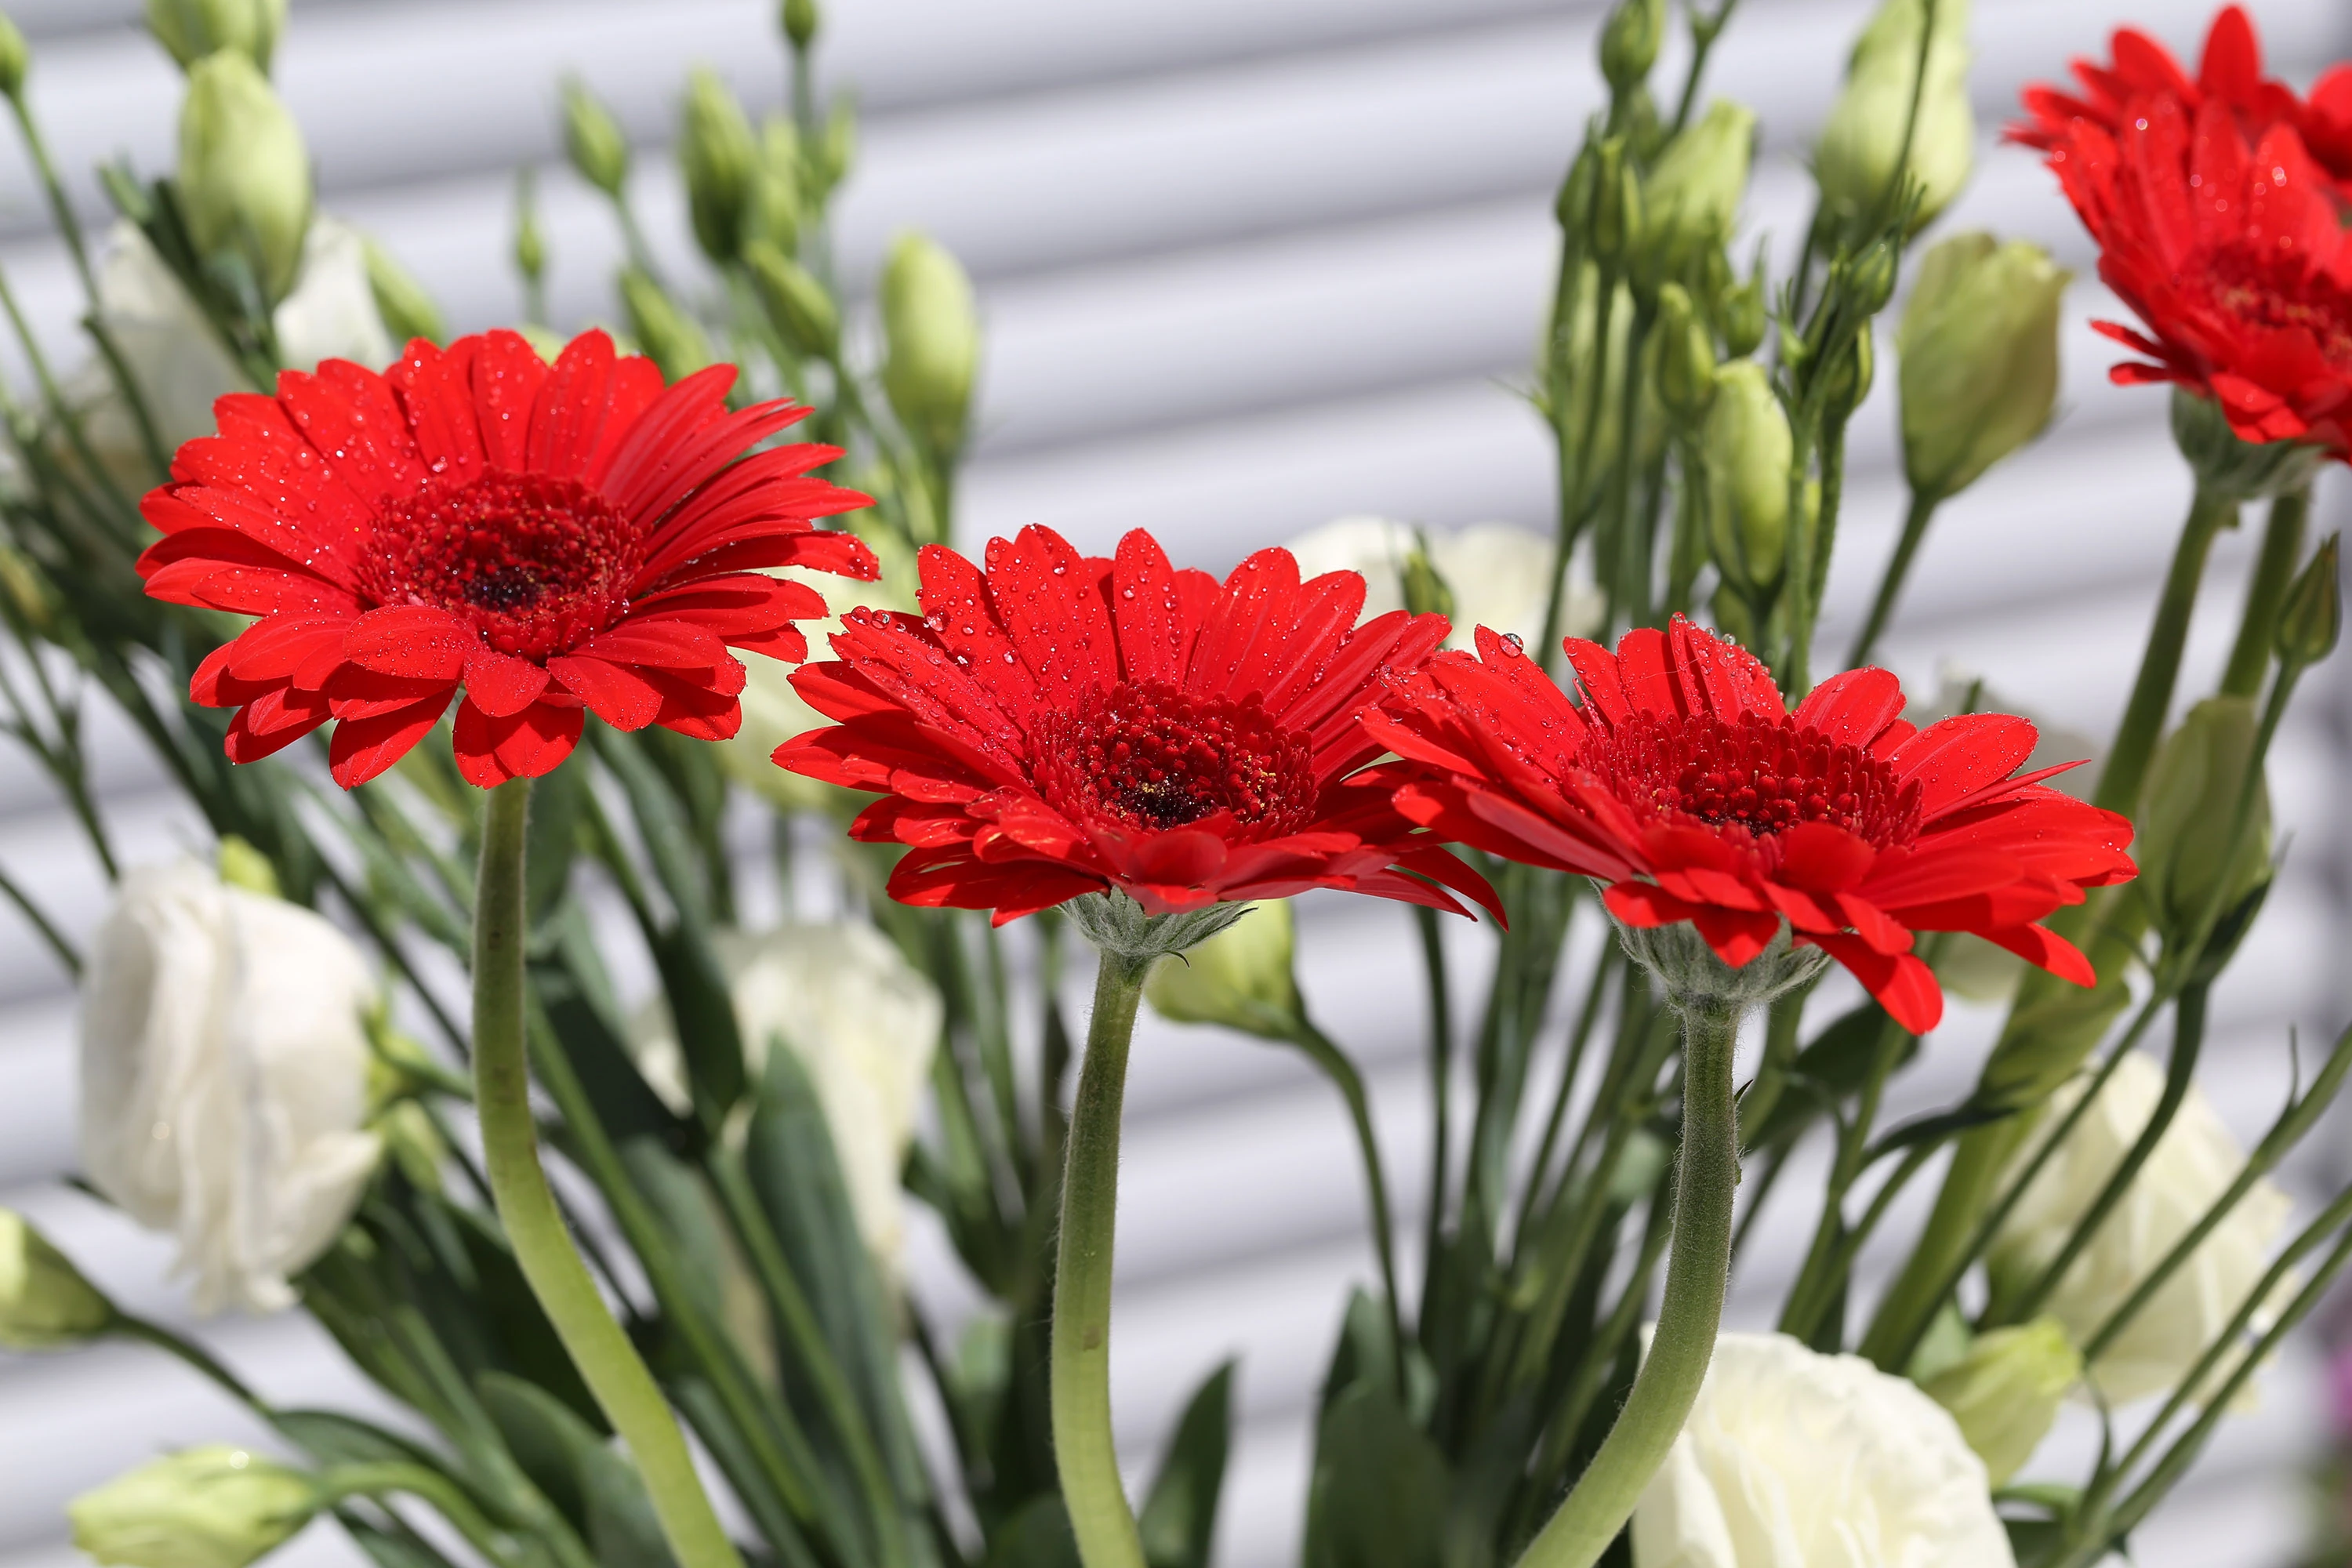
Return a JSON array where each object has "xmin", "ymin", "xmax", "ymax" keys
[{"xmin": 0, "ymin": 1, "xmax": 2347, "ymax": 1563}]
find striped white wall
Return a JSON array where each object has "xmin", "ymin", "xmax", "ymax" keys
[{"xmin": 0, "ymin": 2, "xmax": 2345, "ymax": 1563}]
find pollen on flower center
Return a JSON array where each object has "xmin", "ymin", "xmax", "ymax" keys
[
  {"xmin": 357, "ymin": 469, "xmax": 643, "ymax": 659},
  {"xmin": 1581, "ymin": 710, "xmax": 1921, "ymax": 854},
  {"xmin": 2205, "ymin": 245, "xmax": 2352, "ymax": 371},
  {"xmin": 1032, "ymin": 681, "xmax": 1316, "ymax": 840}
]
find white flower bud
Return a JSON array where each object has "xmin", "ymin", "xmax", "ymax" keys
[
  {"xmin": 1145, "ymin": 900, "xmax": 1302, "ymax": 1040},
  {"xmin": 1815, "ymin": 0, "xmax": 1974, "ymax": 232},
  {"xmin": 1919, "ymin": 1317, "xmax": 2080, "ymax": 1486},
  {"xmin": 880, "ymin": 231, "xmax": 979, "ymax": 456},
  {"xmin": 79, "ymin": 861, "xmax": 383, "ymax": 1314},
  {"xmin": 177, "ymin": 49, "xmax": 312, "ymax": 305}
]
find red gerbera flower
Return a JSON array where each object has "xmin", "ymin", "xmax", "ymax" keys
[
  {"xmin": 2027, "ymin": 75, "xmax": 2352, "ymax": 456},
  {"xmin": 1363, "ymin": 619, "xmax": 2137, "ymax": 1034},
  {"xmin": 138, "ymin": 328, "xmax": 874, "ymax": 788},
  {"xmin": 773, "ymin": 524, "xmax": 1501, "ymax": 924},
  {"xmin": 2011, "ymin": 6, "xmax": 2352, "ymax": 198}
]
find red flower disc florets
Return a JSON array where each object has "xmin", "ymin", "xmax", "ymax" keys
[
  {"xmin": 138, "ymin": 328, "xmax": 875, "ymax": 788},
  {"xmin": 775, "ymin": 524, "xmax": 1501, "ymax": 922},
  {"xmin": 2016, "ymin": 9, "xmax": 2352, "ymax": 456},
  {"xmin": 1363, "ymin": 619, "xmax": 2138, "ymax": 1034}
]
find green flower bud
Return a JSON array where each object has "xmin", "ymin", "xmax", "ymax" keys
[
  {"xmin": 782, "ymin": 0, "xmax": 818, "ymax": 49},
  {"xmin": 819, "ymin": 98, "xmax": 857, "ymax": 196},
  {"xmin": 215, "ymin": 834, "xmax": 280, "ymax": 898},
  {"xmin": 1145, "ymin": 900, "xmax": 1304, "ymax": 1040},
  {"xmin": 2138, "ymin": 696, "xmax": 2271, "ymax": 952},
  {"xmin": 360, "ymin": 236, "xmax": 443, "ymax": 347},
  {"xmin": 1399, "ymin": 534, "xmax": 1455, "ymax": 622},
  {"xmin": 177, "ymin": 49, "xmax": 310, "ymax": 306},
  {"xmin": 511, "ymin": 167, "xmax": 546, "ymax": 285},
  {"xmin": 1588, "ymin": 136, "xmax": 1642, "ymax": 265},
  {"xmin": 0, "ymin": 14, "xmax": 28, "ymax": 100},
  {"xmin": 1555, "ymin": 140, "xmax": 1599, "ymax": 234},
  {"xmin": 1717, "ymin": 256, "xmax": 1768, "ymax": 359},
  {"xmin": 1897, "ymin": 232, "xmax": 2069, "ymax": 499},
  {"xmin": 682, "ymin": 67, "xmax": 760, "ymax": 263},
  {"xmin": 1818, "ymin": 327, "xmax": 1875, "ymax": 424},
  {"xmin": 1653, "ymin": 281, "xmax": 1717, "ymax": 425},
  {"xmin": 561, "ymin": 76, "xmax": 630, "ymax": 198},
  {"xmin": 71, "ymin": 1446, "xmax": 320, "ymax": 1568},
  {"xmin": 745, "ymin": 117, "xmax": 802, "ymax": 252},
  {"xmin": 2170, "ymin": 387, "xmax": 2325, "ymax": 502},
  {"xmin": 1631, "ymin": 100, "xmax": 1755, "ymax": 289},
  {"xmin": 746, "ymin": 238, "xmax": 838, "ymax": 359},
  {"xmin": 1599, "ymin": 0, "xmax": 1666, "ymax": 93},
  {"xmin": 1702, "ymin": 359, "xmax": 1793, "ymax": 594},
  {"xmin": 1815, "ymin": 0, "xmax": 1974, "ymax": 233},
  {"xmin": 1920, "ymin": 1317, "xmax": 2080, "ymax": 1486},
  {"xmin": 148, "ymin": 0, "xmax": 284, "ymax": 74},
  {"xmin": 618, "ymin": 269, "xmax": 714, "ymax": 383},
  {"xmin": 2277, "ymin": 533, "xmax": 2341, "ymax": 670},
  {"xmin": 880, "ymin": 230, "xmax": 979, "ymax": 455},
  {"xmin": 1843, "ymin": 238, "xmax": 1899, "ymax": 318},
  {"xmin": 0, "ymin": 1210, "xmax": 114, "ymax": 1349},
  {"xmin": 0, "ymin": 543, "xmax": 55, "ymax": 635}
]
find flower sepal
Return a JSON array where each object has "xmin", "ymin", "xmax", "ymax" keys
[
  {"xmin": 2171, "ymin": 389, "xmax": 2327, "ymax": 503},
  {"xmin": 1609, "ymin": 909, "xmax": 1829, "ymax": 1014},
  {"xmin": 1065, "ymin": 889, "xmax": 1255, "ymax": 964}
]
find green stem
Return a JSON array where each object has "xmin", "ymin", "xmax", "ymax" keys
[
  {"xmin": 1847, "ymin": 488, "xmax": 1940, "ymax": 670},
  {"xmin": 2220, "ymin": 488, "xmax": 2308, "ymax": 698},
  {"xmin": 1053, "ymin": 948, "xmax": 1153, "ymax": 1568},
  {"xmin": 472, "ymin": 779, "xmax": 744, "ymax": 1568},
  {"xmin": 1513, "ymin": 998, "xmax": 1740, "ymax": 1568},
  {"xmin": 2096, "ymin": 486, "xmax": 2236, "ymax": 814},
  {"xmin": 1414, "ymin": 902, "xmax": 1452, "ymax": 1323},
  {"xmin": 325, "ymin": 1463, "xmax": 528, "ymax": 1568},
  {"xmin": 1291, "ymin": 1019, "xmax": 1406, "ymax": 1388}
]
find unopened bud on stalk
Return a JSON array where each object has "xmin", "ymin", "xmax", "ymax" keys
[
  {"xmin": 682, "ymin": 67, "xmax": 760, "ymax": 263},
  {"xmin": 148, "ymin": 0, "xmax": 284, "ymax": 74},
  {"xmin": 1818, "ymin": 328, "xmax": 1875, "ymax": 424},
  {"xmin": 0, "ymin": 14, "xmax": 27, "ymax": 100},
  {"xmin": 2276, "ymin": 534, "xmax": 2341, "ymax": 670},
  {"xmin": 361, "ymin": 237, "xmax": 444, "ymax": 347},
  {"xmin": 746, "ymin": 118, "xmax": 801, "ymax": 252},
  {"xmin": 1816, "ymin": 0, "xmax": 1974, "ymax": 233},
  {"xmin": 1398, "ymin": 535, "xmax": 1456, "ymax": 622},
  {"xmin": 1631, "ymin": 100, "xmax": 1755, "ymax": 290},
  {"xmin": 2170, "ymin": 388, "xmax": 2325, "ymax": 502},
  {"xmin": 820, "ymin": 99, "xmax": 857, "ymax": 194},
  {"xmin": 1920, "ymin": 1318, "xmax": 2079, "ymax": 1486},
  {"xmin": 1898, "ymin": 232, "xmax": 2068, "ymax": 499},
  {"xmin": 0, "ymin": 1210, "xmax": 114, "ymax": 1349},
  {"xmin": 178, "ymin": 49, "xmax": 310, "ymax": 306},
  {"xmin": 1654, "ymin": 282, "xmax": 1718, "ymax": 425},
  {"xmin": 1145, "ymin": 900, "xmax": 1304, "ymax": 1040},
  {"xmin": 1718, "ymin": 255, "xmax": 1768, "ymax": 358},
  {"xmin": 1599, "ymin": 0, "xmax": 1666, "ymax": 93},
  {"xmin": 1555, "ymin": 140, "xmax": 1599, "ymax": 234},
  {"xmin": 782, "ymin": 0, "xmax": 818, "ymax": 49},
  {"xmin": 2139, "ymin": 696, "xmax": 2271, "ymax": 953},
  {"xmin": 746, "ymin": 239, "xmax": 838, "ymax": 359},
  {"xmin": 617, "ymin": 268, "xmax": 713, "ymax": 381},
  {"xmin": 0, "ymin": 544, "xmax": 53, "ymax": 635},
  {"xmin": 215, "ymin": 834, "xmax": 280, "ymax": 898},
  {"xmin": 881, "ymin": 231, "xmax": 979, "ymax": 456},
  {"xmin": 1588, "ymin": 137, "xmax": 1642, "ymax": 264},
  {"xmin": 1844, "ymin": 238, "xmax": 1899, "ymax": 317},
  {"xmin": 1703, "ymin": 359, "xmax": 1794, "ymax": 593},
  {"xmin": 511, "ymin": 168, "xmax": 545, "ymax": 286},
  {"xmin": 70, "ymin": 1447, "xmax": 320, "ymax": 1568},
  {"xmin": 561, "ymin": 77, "xmax": 630, "ymax": 198}
]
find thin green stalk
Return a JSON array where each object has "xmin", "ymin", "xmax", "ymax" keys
[
  {"xmin": 1847, "ymin": 488, "xmax": 1940, "ymax": 670},
  {"xmin": 1513, "ymin": 999, "xmax": 1741, "ymax": 1568},
  {"xmin": 471, "ymin": 779, "xmax": 745, "ymax": 1568},
  {"xmin": 116, "ymin": 1313, "xmax": 264, "ymax": 1406},
  {"xmin": 1541, "ymin": 263, "xmax": 1618, "ymax": 672},
  {"xmin": 1668, "ymin": 0, "xmax": 1740, "ymax": 134},
  {"xmin": 1415, "ymin": 902, "xmax": 1452, "ymax": 1317},
  {"xmin": 325, "ymin": 1463, "xmax": 529, "ymax": 1568},
  {"xmin": 1053, "ymin": 948, "xmax": 1153, "ymax": 1568},
  {"xmin": 1292, "ymin": 1018, "xmax": 1406, "ymax": 1388},
  {"xmin": 2096, "ymin": 486, "xmax": 2237, "ymax": 814},
  {"xmin": 2220, "ymin": 488, "xmax": 2308, "ymax": 698}
]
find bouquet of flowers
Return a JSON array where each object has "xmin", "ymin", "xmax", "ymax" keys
[{"xmin": 0, "ymin": 0, "xmax": 2344, "ymax": 1565}]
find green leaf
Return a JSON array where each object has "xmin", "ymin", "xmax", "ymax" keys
[
  {"xmin": 526, "ymin": 759, "xmax": 588, "ymax": 929},
  {"xmin": 1138, "ymin": 1361, "xmax": 1235, "ymax": 1568},
  {"xmin": 534, "ymin": 954, "xmax": 684, "ymax": 1149},
  {"xmin": 479, "ymin": 1371, "xmax": 678, "ymax": 1567},
  {"xmin": 342, "ymin": 1519, "xmax": 463, "ymax": 1568},
  {"xmin": 982, "ymin": 1494, "xmax": 1080, "ymax": 1568},
  {"xmin": 1303, "ymin": 1383, "xmax": 1448, "ymax": 1568},
  {"xmin": 272, "ymin": 1409, "xmax": 451, "ymax": 1472}
]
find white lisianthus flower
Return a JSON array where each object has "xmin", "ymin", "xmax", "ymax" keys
[
  {"xmin": 1990, "ymin": 1051, "xmax": 2293, "ymax": 1406},
  {"xmin": 1283, "ymin": 516, "xmax": 1601, "ymax": 650},
  {"xmin": 79, "ymin": 861, "xmax": 383, "ymax": 1315},
  {"xmin": 71, "ymin": 216, "xmax": 394, "ymax": 483},
  {"xmin": 1632, "ymin": 1330, "xmax": 2012, "ymax": 1568},
  {"xmin": 632, "ymin": 922, "xmax": 940, "ymax": 1270}
]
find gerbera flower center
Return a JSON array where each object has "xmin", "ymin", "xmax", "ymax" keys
[
  {"xmin": 1033, "ymin": 681, "xmax": 1316, "ymax": 840},
  {"xmin": 357, "ymin": 469, "xmax": 644, "ymax": 659},
  {"xmin": 1580, "ymin": 711, "xmax": 1921, "ymax": 854},
  {"xmin": 2203, "ymin": 245, "xmax": 2352, "ymax": 372}
]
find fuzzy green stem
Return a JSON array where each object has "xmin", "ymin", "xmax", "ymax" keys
[
  {"xmin": 1053, "ymin": 948, "xmax": 1153, "ymax": 1568},
  {"xmin": 2096, "ymin": 486, "xmax": 2236, "ymax": 814},
  {"xmin": 472, "ymin": 779, "xmax": 744, "ymax": 1568},
  {"xmin": 1847, "ymin": 488, "xmax": 1940, "ymax": 670},
  {"xmin": 1514, "ymin": 998, "xmax": 1740, "ymax": 1568},
  {"xmin": 2220, "ymin": 488, "xmax": 2308, "ymax": 698}
]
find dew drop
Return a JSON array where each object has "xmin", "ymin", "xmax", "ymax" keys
[{"xmin": 1501, "ymin": 633, "xmax": 1526, "ymax": 655}]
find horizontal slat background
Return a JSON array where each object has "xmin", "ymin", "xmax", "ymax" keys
[{"xmin": 0, "ymin": 1, "xmax": 2345, "ymax": 1564}]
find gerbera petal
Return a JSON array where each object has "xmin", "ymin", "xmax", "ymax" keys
[
  {"xmin": 1110, "ymin": 529, "xmax": 1187, "ymax": 687},
  {"xmin": 343, "ymin": 604, "xmax": 474, "ymax": 681},
  {"xmin": 453, "ymin": 695, "xmax": 584, "ymax": 787},
  {"xmin": 1792, "ymin": 667, "xmax": 1907, "ymax": 746},
  {"xmin": 1802, "ymin": 933, "xmax": 1944, "ymax": 1035},
  {"xmin": 985, "ymin": 526, "xmax": 1118, "ymax": 697},
  {"xmin": 328, "ymin": 688, "xmax": 455, "ymax": 788},
  {"xmin": 546, "ymin": 653, "xmax": 665, "ymax": 731},
  {"xmin": 465, "ymin": 647, "xmax": 554, "ymax": 718},
  {"xmin": 1888, "ymin": 713, "xmax": 2040, "ymax": 818},
  {"xmin": 468, "ymin": 328, "xmax": 554, "ymax": 470}
]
